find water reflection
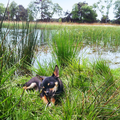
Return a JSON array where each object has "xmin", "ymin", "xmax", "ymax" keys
[
  {"xmin": 0, "ymin": 28, "xmax": 51, "ymax": 46},
  {"xmin": 0, "ymin": 28, "xmax": 52, "ymax": 68},
  {"xmin": 1, "ymin": 28, "xmax": 120, "ymax": 69},
  {"xmin": 33, "ymin": 45, "xmax": 52, "ymax": 68},
  {"xmin": 34, "ymin": 45, "xmax": 120, "ymax": 69},
  {"xmin": 79, "ymin": 46, "xmax": 120, "ymax": 69}
]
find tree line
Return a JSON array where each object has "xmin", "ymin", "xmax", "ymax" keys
[{"xmin": 0, "ymin": 0, "xmax": 120, "ymax": 23}]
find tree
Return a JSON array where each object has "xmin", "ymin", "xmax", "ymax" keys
[
  {"xmin": 64, "ymin": 10, "xmax": 72, "ymax": 22},
  {"xmin": 93, "ymin": 0, "xmax": 113, "ymax": 22},
  {"xmin": 72, "ymin": 2, "xmax": 88, "ymax": 22},
  {"xmin": 72, "ymin": 3, "xmax": 80, "ymax": 20},
  {"xmin": 101, "ymin": 15, "xmax": 110, "ymax": 23},
  {"xmin": 0, "ymin": 1, "xmax": 9, "ymax": 28},
  {"xmin": 27, "ymin": 1, "xmax": 38, "ymax": 21},
  {"xmin": 71, "ymin": 2, "xmax": 97, "ymax": 23},
  {"xmin": 34, "ymin": 0, "xmax": 62, "ymax": 20},
  {"xmin": 8, "ymin": 1, "xmax": 18, "ymax": 20},
  {"xmin": 53, "ymin": 3, "xmax": 62, "ymax": 16},
  {"xmin": 114, "ymin": 0, "xmax": 120, "ymax": 23},
  {"xmin": 16, "ymin": 5, "xmax": 28, "ymax": 21},
  {"xmin": 0, "ymin": 3, "xmax": 5, "ymax": 17},
  {"xmin": 41, "ymin": 0, "xmax": 53, "ymax": 19},
  {"xmin": 82, "ymin": 5, "xmax": 97, "ymax": 23}
]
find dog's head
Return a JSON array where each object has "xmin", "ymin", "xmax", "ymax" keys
[{"xmin": 41, "ymin": 65, "xmax": 61, "ymax": 97}]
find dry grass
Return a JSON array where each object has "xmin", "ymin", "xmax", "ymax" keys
[{"xmin": 3, "ymin": 21, "xmax": 119, "ymax": 27}]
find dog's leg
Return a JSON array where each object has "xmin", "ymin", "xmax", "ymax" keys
[
  {"xmin": 48, "ymin": 97, "xmax": 55, "ymax": 107},
  {"xmin": 49, "ymin": 97, "xmax": 55, "ymax": 106},
  {"xmin": 23, "ymin": 86, "xmax": 27, "ymax": 90},
  {"xmin": 41, "ymin": 95, "xmax": 49, "ymax": 104},
  {"xmin": 23, "ymin": 83, "xmax": 37, "ymax": 90}
]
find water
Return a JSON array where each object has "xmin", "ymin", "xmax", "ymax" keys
[
  {"xmin": 33, "ymin": 45, "xmax": 53, "ymax": 68},
  {"xmin": 79, "ymin": 46, "xmax": 120, "ymax": 69},
  {"xmin": 33, "ymin": 45, "xmax": 120, "ymax": 69},
  {"xmin": 1, "ymin": 28, "xmax": 120, "ymax": 69},
  {"xmin": 0, "ymin": 28, "xmax": 51, "ymax": 46}
]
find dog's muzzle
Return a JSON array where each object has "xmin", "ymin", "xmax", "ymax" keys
[{"xmin": 45, "ymin": 90, "xmax": 55, "ymax": 97}]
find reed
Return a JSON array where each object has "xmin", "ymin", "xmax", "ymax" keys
[
  {"xmin": 92, "ymin": 59, "xmax": 115, "ymax": 94},
  {"xmin": 61, "ymin": 58, "xmax": 119, "ymax": 120},
  {"xmin": 51, "ymin": 29, "xmax": 82, "ymax": 66},
  {"xmin": 0, "ymin": 21, "xmax": 42, "ymax": 75},
  {"xmin": 31, "ymin": 59, "xmax": 62, "ymax": 77},
  {"xmin": 2, "ymin": 22, "xmax": 120, "ymax": 50},
  {"xmin": 0, "ymin": 57, "xmax": 19, "ymax": 119}
]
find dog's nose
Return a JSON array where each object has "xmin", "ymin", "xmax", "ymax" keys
[{"xmin": 46, "ymin": 91, "xmax": 49, "ymax": 95}]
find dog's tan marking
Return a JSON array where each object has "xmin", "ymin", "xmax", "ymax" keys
[
  {"xmin": 55, "ymin": 82, "xmax": 58, "ymax": 85},
  {"xmin": 39, "ymin": 77, "xmax": 43, "ymax": 81},
  {"xmin": 48, "ymin": 83, "xmax": 50, "ymax": 86},
  {"xmin": 42, "ymin": 95, "xmax": 49, "ymax": 104},
  {"xmin": 44, "ymin": 91, "xmax": 47, "ymax": 93},
  {"xmin": 43, "ymin": 86, "xmax": 45, "ymax": 88},
  {"xmin": 50, "ymin": 82, "xmax": 58, "ymax": 92},
  {"xmin": 23, "ymin": 86, "xmax": 27, "ymax": 90},
  {"xmin": 50, "ymin": 97, "xmax": 55, "ymax": 105}
]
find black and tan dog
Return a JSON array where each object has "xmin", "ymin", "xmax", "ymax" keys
[
  {"xmin": 23, "ymin": 65, "xmax": 63, "ymax": 106},
  {"xmin": 40, "ymin": 65, "xmax": 63, "ymax": 106}
]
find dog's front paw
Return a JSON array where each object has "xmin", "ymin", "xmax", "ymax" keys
[{"xmin": 47, "ymin": 103, "xmax": 54, "ymax": 107}]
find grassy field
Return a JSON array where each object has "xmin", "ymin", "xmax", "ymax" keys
[
  {"xmin": 2, "ymin": 21, "xmax": 120, "ymax": 29},
  {"xmin": 0, "ymin": 21, "xmax": 120, "ymax": 120}
]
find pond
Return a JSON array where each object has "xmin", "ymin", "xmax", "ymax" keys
[
  {"xmin": 34, "ymin": 44, "xmax": 120, "ymax": 69},
  {"xmin": 79, "ymin": 46, "xmax": 120, "ymax": 69},
  {"xmin": 1, "ymin": 28, "xmax": 120, "ymax": 69}
]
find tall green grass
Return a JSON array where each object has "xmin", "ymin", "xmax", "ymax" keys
[
  {"xmin": 2, "ymin": 21, "xmax": 63, "ymax": 30},
  {"xmin": 61, "ymin": 58, "xmax": 119, "ymax": 119},
  {"xmin": 0, "ymin": 21, "xmax": 52, "ymax": 83},
  {"xmin": 51, "ymin": 29, "xmax": 83, "ymax": 66},
  {"xmin": 0, "ymin": 20, "xmax": 52, "ymax": 119},
  {"xmin": 0, "ymin": 21, "xmax": 52, "ymax": 75},
  {"xmin": 0, "ymin": 55, "xmax": 19, "ymax": 119},
  {"xmin": 0, "ymin": 20, "xmax": 120, "ymax": 119},
  {"xmin": 3, "ymin": 22, "xmax": 120, "ymax": 48},
  {"xmin": 1, "ymin": 58, "xmax": 119, "ymax": 120}
]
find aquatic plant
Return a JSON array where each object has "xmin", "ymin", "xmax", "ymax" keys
[{"xmin": 51, "ymin": 29, "xmax": 83, "ymax": 66}]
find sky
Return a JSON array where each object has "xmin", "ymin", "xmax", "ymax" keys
[{"xmin": 1, "ymin": 0, "xmax": 116, "ymax": 20}]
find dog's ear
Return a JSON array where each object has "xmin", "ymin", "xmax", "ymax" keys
[{"xmin": 52, "ymin": 65, "xmax": 59, "ymax": 77}]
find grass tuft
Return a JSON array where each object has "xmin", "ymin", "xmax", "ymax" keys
[{"xmin": 51, "ymin": 29, "xmax": 82, "ymax": 66}]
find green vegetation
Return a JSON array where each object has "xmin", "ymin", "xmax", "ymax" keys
[
  {"xmin": 3, "ymin": 22, "xmax": 120, "ymax": 47},
  {"xmin": 1, "ymin": 58, "xmax": 119, "ymax": 119},
  {"xmin": 0, "ymin": 21, "xmax": 120, "ymax": 119},
  {"xmin": 51, "ymin": 29, "xmax": 82, "ymax": 66},
  {"xmin": 1, "ymin": 0, "xmax": 120, "ymax": 23},
  {"xmin": 72, "ymin": 2, "xmax": 97, "ymax": 23}
]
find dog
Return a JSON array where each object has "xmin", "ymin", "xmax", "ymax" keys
[
  {"xmin": 23, "ymin": 75, "xmax": 46, "ymax": 92},
  {"xmin": 40, "ymin": 65, "xmax": 63, "ymax": 106}
]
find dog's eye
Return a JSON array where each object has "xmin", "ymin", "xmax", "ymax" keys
[{"xmin": 48, "ymin": 83, "xmax": 50, "ymax": 86}]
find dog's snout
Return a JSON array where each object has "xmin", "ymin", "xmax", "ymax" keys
[{"xmin": 46, "ymin": 91, "xmax": 49, "ymax": 95}]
